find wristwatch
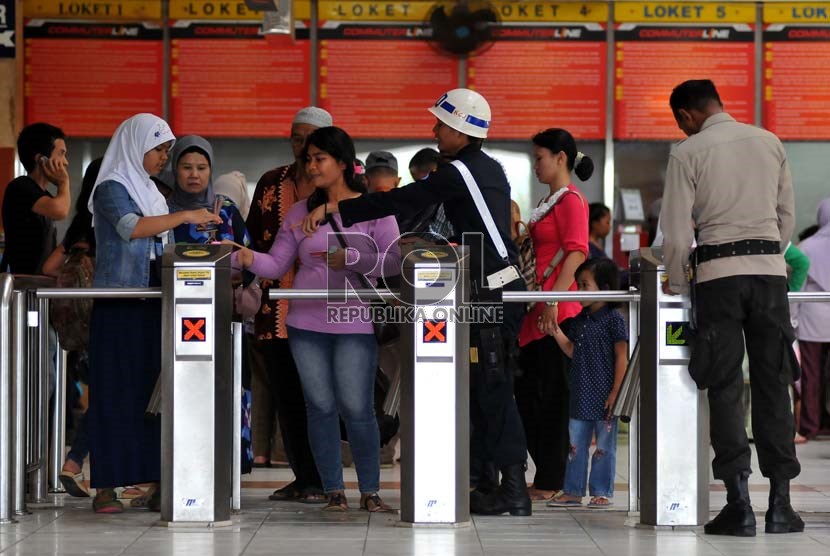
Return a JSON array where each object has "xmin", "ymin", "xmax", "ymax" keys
[{"xmin": 546, "ymin": 301, "xmax": 558, "ymax": 307}]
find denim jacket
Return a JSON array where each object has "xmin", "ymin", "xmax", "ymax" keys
[{"xmin": 92, "ymin": 180, "xmax": 169, "ymax": 287}]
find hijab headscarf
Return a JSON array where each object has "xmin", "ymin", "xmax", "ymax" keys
[
  {"xmin": 166, "ymin": 135, "xmax": 215, "ymax": 213},
  {"xmin": 90, "ymin": 113, "xmax": 175, "ymax": 223},
  {"xmin": 800, "ymin": 197, "xmax": 830, "ymax": 291},
  {"xmin": 214, "ymin": 171, "xmax": 249, "ymax": 220}
]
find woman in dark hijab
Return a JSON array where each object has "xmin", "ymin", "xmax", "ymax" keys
[{"xmin": 166, "ymin": 135, "xmax": 249, "ymax": 246}]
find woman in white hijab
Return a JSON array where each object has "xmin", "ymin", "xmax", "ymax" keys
[
  {"xmin": 86, "ymin": 114, "xmax": 220, "ymax": 514},
  {"xmin": 214, "ymin": 170, "xmax": 251, "ymax": 220}
]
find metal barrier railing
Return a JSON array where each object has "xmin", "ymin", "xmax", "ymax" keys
[
  {"xmin": 2, "ymin": 280, "xmax": 829, "ymax": 524},
  {"xmin": 0, "ymin": 274, "xmax": 14, "ymax": 524}
]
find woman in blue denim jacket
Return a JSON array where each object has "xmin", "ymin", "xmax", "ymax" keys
[{"xmin": 85, "ymin": 114, "xmax": 220, "ymax": 514}]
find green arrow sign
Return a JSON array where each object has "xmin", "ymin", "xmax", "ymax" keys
[{"xmin": 666, "ymin": 322, "xmax": 689, "ymax": 346}]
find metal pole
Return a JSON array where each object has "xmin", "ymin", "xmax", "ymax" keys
[
  {"xmin": 627, "ymin": 299, "xmax": 640, "ymax": 516},
  {"xmin": 0, "ymin": 274, "xmax": 15, "ymax": 524},
  {"xmin": 232, "ymin": 322, "xmax": 242, "ymax": 512},
  {"xmin": 49, "ymin": 349, "xmax": 67, "ymax": 494},
  {"xmin": 12, "ymin": 291, "xmax": 29, "ymax": 516},
  {"xmin": 32, "ymin": 287, "xmax": 830, "ymax": 303},
  {"xmin": 26, "ymin": 292, "xmax": 37, "ymax": 471},
  {"xmin": 36, "ymin": 288, "xmax": 162, "ymax": 299},
  {"xmin": 30, "ymin": 298, "xmax": 50, "ymax": 502}
]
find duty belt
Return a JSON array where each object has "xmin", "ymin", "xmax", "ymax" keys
[{"xmin": 694, "ymin": 239, "xmax": 780, "ymax": 265}]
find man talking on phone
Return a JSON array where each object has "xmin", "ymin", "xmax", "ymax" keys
[{"xmin": 1, "ymin": 122, "xmax": 71, "ymax": 274}]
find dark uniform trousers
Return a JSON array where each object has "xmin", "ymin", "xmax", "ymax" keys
[
  {"xmin": 469, "ymin": 279, "xmax": 528, "ymax": 469},
  {"xmin": 691, "ymin": 275, "xmax": 801, "ymax": 481}
]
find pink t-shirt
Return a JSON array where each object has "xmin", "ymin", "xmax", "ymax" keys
[
  {"xmin": 519, "ymin": 185, "xmax": 589, "ymax": 347},
  {"xmin": 233, "ymin": 200, "xmax": 401, "ymax": 335}
]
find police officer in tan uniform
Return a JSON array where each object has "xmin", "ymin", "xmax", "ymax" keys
[{"xmin": 661, "ymin": 80, "xmax": 803, "ymax": 537}]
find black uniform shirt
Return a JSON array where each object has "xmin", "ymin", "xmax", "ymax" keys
[{"xmin": 340, "ymin": 144, "xmax": 518, "ymax": 280}]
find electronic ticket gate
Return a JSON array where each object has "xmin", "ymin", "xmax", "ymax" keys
[
  {"xmin": 638, "ymin": 248, "xmax": 709, "ymax": 527},
  {"xmin": 160, "ymin": 244, "xmax": 233, "ymax": 527},
  {"xmin": 399, "ymin": 245, "xmax": 470, "ymax": 526}
]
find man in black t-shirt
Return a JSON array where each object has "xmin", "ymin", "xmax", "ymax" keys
[{"xmin": 1, "ymin": 123, "xmax": 71, "ymax": 275}]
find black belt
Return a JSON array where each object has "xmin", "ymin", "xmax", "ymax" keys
[{"xmin": 694, "ymin": 240, "xmax": 780, "ymax": 265}]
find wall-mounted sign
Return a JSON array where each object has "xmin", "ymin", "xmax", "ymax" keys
[
  {"xmin": 169, "ymin": 20, "xmax": 310, "ymax": 137},
  {"xmin": 763, "ymin": 4, "xmax": 830, "ymax": 139},
  {"xmin": 0, "ymin": 0, "xmax": 14, "ymax": 58},
  {"xmin": 615, "ymin": 2, "xmax": 755, "ymax": 23},
  {"xmin": 24, "ymin": 21, "xmax": 163, "ymax": 137},
  {"xmin": 317, "ymin": 2, "xmax": 455, "ymax": 139},
  {"xmin": 613, "ymin": 2, "xmax": 756, "ymax": 140},
  {"xmin": 23, "ymin": 0, "xmax": 162, "ymax": 20},
  {"xmin": 468, "ymin": 22, "xmax": 607, "ymax": 140}
]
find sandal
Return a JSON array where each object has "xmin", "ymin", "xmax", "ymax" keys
[
  {"xmin": 93, "ymin": 488, "xmax": 124, "ymax": 514},
  {"xmin": 527, "ymin": 487, "xmax": 557, "ymax": 501},
  {"xmin": 268, "ymin": 481, "xmax": 302, "ymax": 501},
  {"xmin": 360, "ymin": 493, "xmax": 396, "ymax": 513},
  {"xmin": 547, "ymin": 491, "xmax": 583, "ymax": 507},
  {"xmin": 119, "ymin": 485, "xmax": 148, "ymax": 500},
  {"xmin": 297, "ymin": 487, "xmax": 328, "ymax": 504},
  {"xmin": 587, "ymin": 496, "xmax": 613, "ymax": 509},
  {"xmin": 794, "ymin": 433, "xmax": 808, "ymax": 445},
  {"xmin": 323, "ymin": 492, "xmax": 349, "ymax": 512},
  {"xmin": 132, "ymin": 486, "xmax": 161, "ymax": 511},
  {"xmin": 59, "ymin": 470, "xmax": 89, "ymax": 498}
]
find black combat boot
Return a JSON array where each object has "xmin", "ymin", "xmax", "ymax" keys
[
  {"xmin": 765, "ymin": 479, "xmax": 805, "ymax": 534},
  {"xmin": 469, "ymin": 461, "xmax": 499, "ymax": 509},
  {"xmin": 470, "ymin": 463, "xmax": 531, "ymax": 516},
  {"xmin": 704, "ymin": 471, "xmax": 756, "ymax": 537}
]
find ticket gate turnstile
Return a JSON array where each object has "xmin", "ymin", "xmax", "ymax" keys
[
  {"xmin": 399, "ymin": 245, "xmax": 470, "ymax": 526},
  {"xmin": 638, "ymin": 248, "xmax": 709, "ymax": 527},
  {"xmin": 160, "ymin": 244, "xmax": 233, "ymax": 527}
]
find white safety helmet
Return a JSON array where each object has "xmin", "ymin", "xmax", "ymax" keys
[{"xmin": 428, "ymin": 88, "xmax": 491, "ymax": 139}]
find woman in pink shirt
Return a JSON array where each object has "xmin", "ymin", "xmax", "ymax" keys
[
  {"xmin": 235, "ymin": 127, "xmax": 401, "ymax": 512},
  {"xmin": 515, "ymin": 128, "xmax": 592, "ymax": 501}
]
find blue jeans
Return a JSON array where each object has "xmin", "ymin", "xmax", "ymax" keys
[
  {"xmin": 287, "ymin": 327, "xmax": 379, "ymax": 494},
  {"xmin": 563, "ymin": 418, "xmax": 618, "ymax": 498}
]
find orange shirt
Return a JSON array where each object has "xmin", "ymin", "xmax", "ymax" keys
[{"xmin": 518, "ymin": 185, "xmax": 589, "ymax": 347}]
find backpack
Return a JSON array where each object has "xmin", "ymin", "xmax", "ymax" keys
[{"xmin": 50, "ymin": 246, "xmax": 95, "ymax": 352}]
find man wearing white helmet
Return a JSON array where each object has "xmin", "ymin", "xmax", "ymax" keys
[{"xmin": 303, "ymin": 88, "xmax": 531, "ymax": 516}]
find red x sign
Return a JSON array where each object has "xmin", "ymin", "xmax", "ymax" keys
[
  {"xmin": 423, "ymin": 320, "xmax": 447, "ymax": 343},
  {"xmin": 182, "ymin": 318, "xmax": 206, "ymax": 342}
]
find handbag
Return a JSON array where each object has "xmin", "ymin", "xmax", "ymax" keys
[
  {"xmin": 327, "ymin": 216, "xmax": 400, "ymax": 345},
  {"xmin": 233, "ymin": 279, "xmax": 262, "ymax": 320}
]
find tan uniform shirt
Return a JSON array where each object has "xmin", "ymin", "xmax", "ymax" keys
[{"xmin": 662, "ymin": 112, "xmax": 795, "ymax": 294}]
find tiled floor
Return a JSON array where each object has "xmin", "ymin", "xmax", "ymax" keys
[{"xmin": 1, "ymin": 439, "xmax": 828, "ymax": 555}]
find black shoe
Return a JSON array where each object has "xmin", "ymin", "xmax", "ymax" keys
[
  {"xmin": 470, "ymin": 463, "xmax": 531, "ymax": 516},
  {"xmin": 268, "ymin": 480, "xmax": 302, "ymax": 501},
  {"xmin": 471, "ymin": 461, "xmax": 499, "ymax": 495},
  {"xmin": 147, "ymin": 487, "xmax": 161, "ymax": 512},
  {"xmin": 704, "ymin": 472, "xmax": 756, "ymax": 537},
  {"xmin": 765, "ymin": 479, "xmax": 805, "ymax": 534}
]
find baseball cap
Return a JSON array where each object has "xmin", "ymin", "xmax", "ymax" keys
[{"xmin": 365, "ymin": 151, "xmax": 398, "ymax": 173}]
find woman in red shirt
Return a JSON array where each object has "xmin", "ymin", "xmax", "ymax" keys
[{"xmin": 516, "ymin": 128, "xmax": 593, "ymax": 501}]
